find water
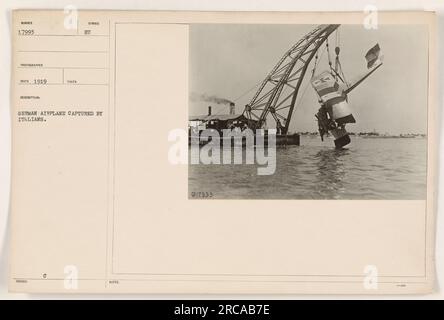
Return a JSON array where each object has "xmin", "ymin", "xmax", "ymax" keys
[{"xmin": 189, "ymin": 136, "xmax": 427, "ymax": 200}]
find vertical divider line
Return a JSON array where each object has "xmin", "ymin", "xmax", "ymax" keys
[{"xmin": 105, "ymin": 19, "xmax": 111, "ymax": 289}]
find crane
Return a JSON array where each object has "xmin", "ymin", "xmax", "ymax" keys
[{"xmin": 242, "ymin": 24, "xmax": 383, "ymax": 148}]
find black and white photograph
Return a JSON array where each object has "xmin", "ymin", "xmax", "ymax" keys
[
  {"xmin": 2, "ymin": 6, "xmax": 440, "ymax": 299},
  {"xmin": 188, "ymin": 23, "xmax": 428, "ymax": 200}
]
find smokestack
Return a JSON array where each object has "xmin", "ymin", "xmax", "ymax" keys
[
  {"xmin": 229, "ymin": 102, "xmax": 235, "ymax": 115},
  {"xmin": 208, "ymin": 106, "xmax": 212, "ymax": 116}
]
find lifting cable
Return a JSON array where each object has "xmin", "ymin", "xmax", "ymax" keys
[
  {"xmin": 325, "ymin": 38, "xmax": 333, "ymax": 74},
  {"xmin": 333, "ymin": 29, "xmax": 349, "ymax": 87},
  {"xmin": 233, "ymin": 81, "xmax": 262, "ymax": 103},
  {"xmin": 297, "ymin": 45, "xmax": 327, "ymax": 110}
]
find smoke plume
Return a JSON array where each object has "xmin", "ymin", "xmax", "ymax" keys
[{"xmin": 190, "ymin": 92, "xmax": 233, "ymax": 105}]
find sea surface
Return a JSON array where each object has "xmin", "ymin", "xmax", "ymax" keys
[{"xmin": 188, "ymin": 136, "xmax": 427, "ymax": 200}]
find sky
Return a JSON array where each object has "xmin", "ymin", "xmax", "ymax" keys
[{"xmin": 189, "ymin": 24, "xmax": 429, "ymax": 134}]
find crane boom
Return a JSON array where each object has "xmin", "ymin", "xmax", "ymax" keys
[{"xmin": 243, "ymin": 24, "xmax": 340, "ymax": 134}]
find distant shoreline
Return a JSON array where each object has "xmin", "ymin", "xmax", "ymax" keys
[{"xmin": 298, "ymin": 132, "xmax": 427, "ymax": 138}]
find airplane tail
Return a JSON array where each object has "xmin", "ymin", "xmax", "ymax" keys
[
  {"xmin": 344, "ymin": 44, "xmax": 383, "ymax": 94},
  {"xmin": 365, "ymin": 43, "xmax": 383, "ymax": 69}
]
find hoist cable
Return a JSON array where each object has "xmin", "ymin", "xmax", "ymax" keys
[{"xmin": 233, "ymin": 81, "xmax": 262, "ymax": 102}]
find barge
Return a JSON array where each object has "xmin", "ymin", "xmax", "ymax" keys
[{"xmin": 188, "ymin": 108, "xmax": 300, "ymax": 146}]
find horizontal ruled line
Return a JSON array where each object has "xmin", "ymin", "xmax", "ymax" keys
[
  {"xmin": 18, "ymin": 50, "xmax": 108, "ymax": 53},
  {"xmin": 17, "ymin": 66, "xmax": 108, "ymax": 70},
  {"xmin": 18, "ymin": 83, "xmax": 109, "ymax": 86},
  {"xmin": 11, "ymin": 277, "xmax": 428, "ymax": 284},
  {"xmin": 18, "ymin": 34, "xmax": 109, "ymax": 37}
]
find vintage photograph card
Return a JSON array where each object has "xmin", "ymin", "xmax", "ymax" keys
[{"xmin": 9, "ymin": 10, "xmax": 437, "ymax": 294}]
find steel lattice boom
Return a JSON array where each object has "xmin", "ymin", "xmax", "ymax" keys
[{"xmin": 243, "ymin": 24, "xmax": 340, "ymax": 134}]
